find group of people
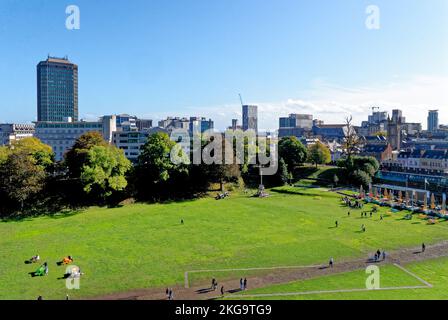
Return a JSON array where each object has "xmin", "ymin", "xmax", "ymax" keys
[
  {"xmin": 360, "ymin": 211, "xmax": 374, "ymax": 218},
  {"xmin": 215, "ymin": 192, "xmax": 230, "ymax": 200},
  {"xmin": 342, "ymin": 197, "xmax": 363, "ymax": 209},
  {"xmin": 28, "ymin": 254, "xmax": 76, "ymax": 277},
  {"xmin": 373, "ymin": 249, "xmax": 387, "ymax": 262}
]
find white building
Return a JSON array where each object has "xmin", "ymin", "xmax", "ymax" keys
[
  {"xmin": 112, "ymin": 127, "xmax": 168, "ymax": 162},
  {"xmin": 35, "ymin": 116, "xmax": 117, "ymax": 161},
  {"xmin": 0, "ymin": 123, "xmax": 35, "ymax": 145}
]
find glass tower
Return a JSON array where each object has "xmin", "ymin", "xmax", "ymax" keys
[
  {"xmin": 242, "ymin": 105, "xmax": 258, "ymax": 133},
  {"xmin": 37, "ymin": 56, "xmax": 78, "ymax": 122}
]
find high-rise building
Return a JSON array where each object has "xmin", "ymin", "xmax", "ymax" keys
[
  {"xmin": 428, "ymin": 110, "xmax": 439, "ymax": 133},
  {"xmin": 242, "ymin": 105, "xmax": 258, "ymax": 133},
  {"xmin": 37, "ymin": 56, "xmax": 78, "ymax": 122}
]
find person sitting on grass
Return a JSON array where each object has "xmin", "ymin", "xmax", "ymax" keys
[
  {"xmin": 30, "ymin": 255, "xmax": 40, "ymax": 263},
  {"xmin": 64, "ymin": 266, "xmax": 84, "ymax": 279}
]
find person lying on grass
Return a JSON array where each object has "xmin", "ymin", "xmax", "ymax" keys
[
  {"xmin": 57, "ymin": 256, "xmax": 74, "ymax": 266},
  {"xmin": 31, "ymin": 262, "xmax": 48, "ymax": 277}
]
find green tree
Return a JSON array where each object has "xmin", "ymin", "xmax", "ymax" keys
[
  {"xmin": 65, "ymin": 132, "xmax": 108, "ymax": 178},
  {"xmin": 277, "ymin": 158, "xmax": 289, "ymax": 186},
  {"xmin": 0, "ymin": 152, "xmax": 46, "ymax": 212},
  {"xmin": 135, "ymin": 132, "xmax": 189, "ymax": 200},
  {"xmin": 80, "ymin": 145, "xmax": 132, "ymax": 199},
  {"xmin": 307, "ymin": 142, "xmax": 331, "ymax": 167},
  {"xmin": 0, "ymin": 146, "xmax": 10, "ymax": 165},
  {"xmin": 11, "ymin": 137, "xmax": 54, "ymax": 169},
  {"xmin": 337, "ymin": 156, "xmax": 379, "ymax": 187},
  {"xmin": 278, "ymin": 136, "xmax": 307, "ymax": 171}
]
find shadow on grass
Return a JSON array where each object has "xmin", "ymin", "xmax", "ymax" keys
[
  {"xmin": 1, "ymin": 208, "xmax": 85, "ymax": 223},
  {"xmin": 47, "ymin": 209, "xmax": 84, "ymax": 220}
]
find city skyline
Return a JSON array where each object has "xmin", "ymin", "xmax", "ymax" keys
[{"xmin": 0, "ymin": 0, "xmax": 447, "ymax": 129}]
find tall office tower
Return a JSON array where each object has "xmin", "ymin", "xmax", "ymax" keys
[
  {"xmin": 242, "ymin": 105, "xmax": 258, "ymax": 133},
  {"xmin": 37, "ymin": 56, "xmax": 78, "ymax": 122},
  {"xmin": 427, "ymin": 110, "xmax": 439, "ymax": 133}
]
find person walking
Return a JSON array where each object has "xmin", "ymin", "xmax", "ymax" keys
[
  {"xmin": 335, "ymin": 220, "xmax": 338, "ymax": 228},
  {"xmin": 220, "ymin": 286, "xmax": 224, "ymax": 296},
  {"xmin": 422, "ymin": 243, "xmax": 426, "ymax": 253},
  {"xmin": 329, "ymin": 257, "xmax": 334, "ymax": 268},
  {"xmin": 348, "ymin": 211, "xmax": 350, "ymax": 217},
  {"xmin": 240, "ymin": 278, "xmax": 243, "ymax": 291},
  {"xmin": 382, "ymin": 251, "xmax": 386, "ymax": 261},
  {"xmin": 243, "ymin": 278, "xmax": 247, "ymax": 290},
  {"xmin": 362, "ymin": 224, "xmax": 366, "ymax": 232}
]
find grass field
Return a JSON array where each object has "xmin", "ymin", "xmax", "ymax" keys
[
  {"xmin": 1, "ymin": 186, "xmax": 447, "ymax": 300},
  {"xmin": 234, "ymin": 257, "xmax": 448, "ymax": 300}
]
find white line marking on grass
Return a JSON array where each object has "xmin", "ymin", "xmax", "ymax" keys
[
  {"xmin": 226, "ymin": 285, "xmax": 430, "ymax": 299},
  {"xmin": 224, "ymin": 263, "xmax": 433, "ymax": 299},
  {"xmin": 184, "ymin": 265, "xmax": 322, "ymax": 288},
  {"xmin": 393, "ymin": 263, "xmax": 433, "ymax": 288}
]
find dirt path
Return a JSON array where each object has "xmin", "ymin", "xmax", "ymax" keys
[{"xmin": 89, "ymin": 241, "xmax": 448, "ymax": 300}]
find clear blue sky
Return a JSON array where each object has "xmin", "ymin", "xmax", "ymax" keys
[{"xmin": 0, "ymin": 0, "xmax": 447, "ymax": 128}]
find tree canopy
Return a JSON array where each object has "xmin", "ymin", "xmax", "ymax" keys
[
  {"xmin": 278, "ymin": 136, "xmax": 307, "ymax": 171},
  {"xmin": 307, "ymin": 142, "xmax": 331, "ymax": 167},
  {"xmin": 80, "ymin": 145, "xmax": 132, "ymax": 199}
]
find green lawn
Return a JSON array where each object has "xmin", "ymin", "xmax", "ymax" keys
[
  {"xmin": 234, "ymin": 257, "xmax": 448, "ymax": 300},
  {"xmin": 1, "ymin": 186, "xmax": 447, "ymax": 300}
]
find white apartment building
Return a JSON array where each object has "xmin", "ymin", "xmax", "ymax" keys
[
  {"xmin": 0, "ymin": 123, "xmax": 35, "ymax": 145},
  {"xmin": 35, "ymin": 116, "xmax": 117, "ymax": 161}
]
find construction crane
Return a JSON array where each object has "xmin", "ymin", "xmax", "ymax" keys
[{"xmin": 239, "ymin": 93, "xmax": 244, "ymax": 107}]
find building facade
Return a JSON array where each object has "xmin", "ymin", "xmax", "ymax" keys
[
  {"xmin": 37, "ymin": 56, "xmax": 78, "ymax": 122},
  {"xmin": 0, "ymin": 123, "xmax": 35, "ymax": 145},
  {"xmin": 242, "ymin": 105, "xmax": 258, "ymax": 133},
  {"xmin": 387, "ymin": 112, "xmax": 402, "ymax": 150},
  {"xmin": 35, "ymin": 116, "xmax": 116, "ymax": 161},
  {"xmin": 427, "ymin": 110, "xmax": 439, "ymax": 133},
  {"xmin": 112, "ymin": 127, "xmax": 168, "ymax": 162}
]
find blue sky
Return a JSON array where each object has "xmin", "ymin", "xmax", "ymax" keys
[{"xmin": 0, "ymin": 0, "xmax": 447, "ymax": 129}]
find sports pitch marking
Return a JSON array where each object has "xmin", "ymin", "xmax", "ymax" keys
[
  {"xmin": 184, "ymin": 264, "xmax": 322, "ymax": 289},
  {"xmin": 184, "ymin": 263, "xmax": 433, "ymax": 297},
  {"xmin": 225, "ymin": 264, "xmax": 432, "ymax": 298}
]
